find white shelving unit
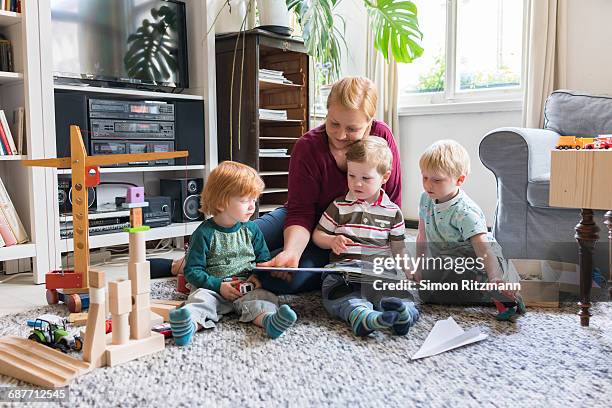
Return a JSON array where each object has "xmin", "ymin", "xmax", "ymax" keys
[
  {"xmin": 54, "ymin": 84, "xmax": 204, "ymax": 101},
  {"xmin": 57, "ymin": 222, "xmax": 201, "ymax": 253},
  {"xmin": 57, "ymin": 165, "xmax": 205, "ymax": 175},
  {"xmin": 3, "ymin": 0, "xmax": 219, "ymax": 284},
  {"xmin": 0, "ymin": 1, "xmax": 53, "ymax": 282}
]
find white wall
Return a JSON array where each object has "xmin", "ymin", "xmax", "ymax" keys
[
  {"xmin": 399, "ymin": 110, "xmax": 522, "ymax": 223},
  {"xmin": 565, "ymin": 0, "xmax": 612, "ymax": 94}
]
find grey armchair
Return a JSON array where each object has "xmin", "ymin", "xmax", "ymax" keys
[{"xmin": 479, "ymin": 90, "xmax": 610, "ymax": 272}]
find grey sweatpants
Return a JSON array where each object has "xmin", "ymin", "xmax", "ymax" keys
[{"xmin": 183, "ymin": 288, "xmax": 279, "ymax": 329}]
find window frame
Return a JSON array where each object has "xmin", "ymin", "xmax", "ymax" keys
[{"xmin": 398, "ymin": 0, "xmax": 529, "ymax": 111}]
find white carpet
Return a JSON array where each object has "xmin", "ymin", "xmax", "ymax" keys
[{"xmin": 0, "ymin": 281, "xmax": 610, "ymax": 408}]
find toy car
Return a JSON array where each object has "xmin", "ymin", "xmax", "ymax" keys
[
  {"xmin": 555, "ymin": 136, "xmax": 594, "ymax": 150},
  {"xmin": 27, "ymin": 316, "xmax": 83, "ymax": 353},
  {"xmin": 237, "ymin": 281, "xmax": 254, "ymax": 295},
  {"xmin": 584, "ymin": 136, "xmax": 612, "ymax": 149}
]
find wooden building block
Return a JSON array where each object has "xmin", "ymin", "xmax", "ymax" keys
[
  {"xmin": 150, "ymin": 303, "xmax": 179, "ymax": 322},
  {"xmin": 129, "ymin": 306, "xmax": 151, "ymax": 340},
  {"xmin": 109, "ymin": 280, "xmax": 132, "ymax": 315},
  {"xmin": 132, "ymin": 293, "xmax": 151, "ymax": 310},
  {"xmin": 130, "ymin": 207, "xmax": 143, "ymax": 227},
  {"xmin": 151, "ymin": 299, "xmax": 184, "ymax": 307},
  {"xmin": 105, "ymin": 332, "xmax": 165, "ymax": 367},
  {"xmin": 82, "ymin": 303, "xmax": 107, "ymax": 368},
  {"xmin": 150, "ymin": 311, "xmax": 164, "ymax": 327},
  {"xmin": 89, "ymin": 270, "xmax": 106, "ymax": 289},
  {"xmin": 128, "ymin": 262, "xmax": 151, "ymax": 295},
  {"xmin": 111, "ymin": 313, "xmax": 130, "ymax": 345},
  {"xmin": 129, "ymin": 232, "xmax": 146, "ymax": 263},
  {"xmin": 0, "ymin": 336, "xmax": 90, "ymax": 388},
  {"xmin": 68, "ymin": 312, "xmax": 88, "ymax": 326}
]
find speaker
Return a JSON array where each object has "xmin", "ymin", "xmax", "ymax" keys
[
  {"xmin": 54, "ymin": 91, "xmax": 89, "ymax": 158},
  {"xmin": 58, "ymin": 178, "xmax": 97, "ymax": 214},
  {"xmin": 159, "ymin": 178, "xmax": 204, "ymax": 223},
  {"xmin": 174, "ymin": 100, "xmax": 205, "ymax": 165}
]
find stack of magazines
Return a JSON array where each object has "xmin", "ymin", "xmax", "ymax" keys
[
  {"xmin": 259, "ymin": 108, "xmax": 287, "ymax": 121},
  {"xmin": 259, "ymin": 68, "xmax": 293, "ymax": 84},
  {"xmin": 259, "ymin": 148, "xmax": 289, "ymax": 157}
]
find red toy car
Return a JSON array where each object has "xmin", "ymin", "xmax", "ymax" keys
[{"xmin": 585, "ymin": 136, "xmax": 612, "ymax": 149}]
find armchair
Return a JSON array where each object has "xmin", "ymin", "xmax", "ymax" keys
[{"xmin": 479, "ymin": 90, "xmax": 610, "ymax": 271}]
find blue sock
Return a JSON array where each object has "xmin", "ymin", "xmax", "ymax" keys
[
  {"xmin": 169, "ymin": 307, "xmax": 197, "ymax": 346},
  {"xmin": 263, "ymin": 304, "xmax": 297, "ymax": 339},
  {"xmin": 348, "ymin": 306, "xmax": 398, "ymax": 337},
  {"xmin": 380, "ymin": 297, "xmax": 419, "ymax": 335}
]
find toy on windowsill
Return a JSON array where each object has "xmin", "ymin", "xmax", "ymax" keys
[{"xmin": 27, "ymin": 316, "xmax": 83, "ymax": 353}]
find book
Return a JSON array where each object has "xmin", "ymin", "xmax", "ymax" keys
[
  {"xmin": 0, "ymin": 176, "xmax": 28, "ymax": 243},
  {"xmin": 253, "ymin": 259, "xmax": 406, "ymax": 283},
  {"xmin": 0, "ymin": 118, "xmax": 11, "ymax": 155},
  {"xmin": 0, "ymin": 110, "xmax": 17, "ymax": 154},
  {"xmin": 0, "ymin": 211, "xmax": 16, "ymax": 245},
  {"xmin": 12, "ymin": 106, "xmax": 25, "ymax": 155}
]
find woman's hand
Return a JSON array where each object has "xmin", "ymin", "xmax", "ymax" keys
[
  {"xmin": 331, "ymin": 235, "xmax": 354, "ymax": 255},
  {"xmin": 258, "ymin": 250, "xmax": 301, "ymax": 281},
  {"xmin": 219, "ymin": 281, "xmax": 242, "ymax": 301}
]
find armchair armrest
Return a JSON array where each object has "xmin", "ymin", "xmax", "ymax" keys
[{"xmin": 479, "ymin": 127, "xmax": 559, "ymax": 182}]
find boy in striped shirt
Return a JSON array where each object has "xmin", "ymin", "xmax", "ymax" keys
[{"xmin": 313, "ymin": 137, "xmax": 419, "ymax": 337}]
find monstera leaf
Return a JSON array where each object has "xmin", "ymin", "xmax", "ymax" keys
[
  {"xmin": 287, "ymin": 0, "xmax": 422, "ymax": 80},
  {"xmin": 124, "ymin": 5, "xmax": 179, "ymax": 84},
  {"xmin": 287, "ymin": 0, "xmax": 346, "ymax": 81},
  {"xmin": 366, "ymin": 0, "xmax": 423, "ymax": 63}
]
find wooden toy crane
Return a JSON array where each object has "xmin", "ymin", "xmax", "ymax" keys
[
  {"xmin": 0, "ymin": 125, "xmax": 188, "ymax": 387},
  {"xmin": 21, "ymin": 125, "xmax": 188, "ymax": 311}
]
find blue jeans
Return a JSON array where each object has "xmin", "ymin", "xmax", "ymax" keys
[
  {"xmin": 322, "ymin": 273, "xmax": 415, "ymax": 324},
  {"xmin": 254, "ymin": 207, "xmax": 330, "ymax": 294}
]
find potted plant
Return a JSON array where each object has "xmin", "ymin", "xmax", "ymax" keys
[{"xmin": 286, "ymin": 0, "xmax": 423, "ymax": 86}]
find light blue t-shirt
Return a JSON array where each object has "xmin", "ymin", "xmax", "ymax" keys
[{"xmin": 419, "ymin": 190, "xmax": 489, "ymax": 254}]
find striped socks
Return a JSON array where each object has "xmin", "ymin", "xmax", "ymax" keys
[
  {"xmin": 348, "ymin": 306, "xmax": 399, "ymax": 337},
  {"xmin": 169, "ymin": 307, "xmax": 197, "ymax": 346},
  {"xmin": 263, "ymin": 304, "xmax": 297, "ymax": 339},
  {"xmin": 380, "ymin": 297, "xmax": 420, "ymax": 335}
]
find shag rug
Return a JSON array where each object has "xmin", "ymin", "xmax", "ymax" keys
[{"xmin": 0, "ymin": 281, "xmax": 610, "ymax": 408}]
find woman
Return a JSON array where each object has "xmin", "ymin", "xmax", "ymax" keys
[
  {"xmin": 154, "ymin": 77, "xmax": 403, "ymax": 294},
  {"xmin": 255, "ymin": 76, "xmax": 402, "ymax": 294}
]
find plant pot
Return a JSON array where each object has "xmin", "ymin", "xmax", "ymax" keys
[
  {"xmin": 257, "ymin": 0, "xmax": 291, "ymax": 27},
  {"xmin": 214, "ymin": 0, "xmax": 249, "ymax": 34}
]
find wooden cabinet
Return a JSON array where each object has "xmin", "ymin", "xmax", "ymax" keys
[{"xmin": 215, "ymin": 29, "xmax": 309, "ymax": 216}]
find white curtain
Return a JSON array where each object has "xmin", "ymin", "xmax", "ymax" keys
[
  {"xmin": 522, "ymin": 0, "xmax": 568, "ymax": 128},
  {"xmin": 365, "ymin": 24, "xmax": 400, "ymax": 143}
]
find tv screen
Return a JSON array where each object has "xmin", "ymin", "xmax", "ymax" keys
[{"xmin": 51, "ymin": 0, "xmax": 189, "ymax": 89}]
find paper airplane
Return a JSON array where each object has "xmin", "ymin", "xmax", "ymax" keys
[{"xmin": 412, "ymin": 317, "xmax": 488, "ymax": 360}]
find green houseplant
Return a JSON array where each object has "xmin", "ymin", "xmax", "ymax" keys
[{"xmin": 286, "ymin": 0, "xmax": 424, "ymax": 82}]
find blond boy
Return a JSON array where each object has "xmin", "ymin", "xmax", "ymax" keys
[
  {"xmin": 417, "ymin": 140, "xmax": 521, "ymax": 307},
  {"xmin": 313, "ymin": 137, "xmax": 419, "ymax": 337}
]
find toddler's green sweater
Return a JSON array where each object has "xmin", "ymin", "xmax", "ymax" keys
[{"xmin": 183, "ymin": 218, "xmax": 270, "ymax": 293}]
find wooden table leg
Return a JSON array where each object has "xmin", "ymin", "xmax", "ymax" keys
[
  {"xmin": 604, "ymin": 210, "xmax": 612, "ymax": 300},
  {"xmin": 575, "ymin": 209, "xmax": 599, "ymax": 327}
]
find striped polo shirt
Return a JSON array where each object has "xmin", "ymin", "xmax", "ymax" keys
[{"xmin": 316, "ymin": 189, "xmax": 406, "ymax": 263}]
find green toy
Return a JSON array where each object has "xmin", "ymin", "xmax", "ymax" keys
[{"xmin": 28, "ymin": 318, "xmax": 83, "ymax": 353}]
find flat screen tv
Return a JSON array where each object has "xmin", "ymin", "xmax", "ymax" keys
[{"xmin": 51, "ymin": 0, "xmax": 189, "ymax": 90}]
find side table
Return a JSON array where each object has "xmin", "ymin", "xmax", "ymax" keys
[{"xmin": 549, "ymin": 150, "xmax": 612, "ymax": 326}]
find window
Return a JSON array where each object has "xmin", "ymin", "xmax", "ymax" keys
[{"xmin": 398, "ymin": 0, "xmax": 526, "ymax": 108}]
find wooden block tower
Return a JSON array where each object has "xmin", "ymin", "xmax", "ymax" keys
[{"xmin": 105, "ymin": 187, "xmax": 165, "ymax": 366}]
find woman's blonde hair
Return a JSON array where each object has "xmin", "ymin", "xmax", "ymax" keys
[
  {"xmin": 200, "ymin": 161, "xmax": 265, "ymax": 216},
  {"xmin": 419, "ymin": 140, "xmax": 471, "ymax": 179},
  {"xmin": 327, "ymin": 76, "xmax": 378, "ymax": 120},
  {"xmin": 346, "ymin": 136, "xmax": 392, "ymax": 175}
]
